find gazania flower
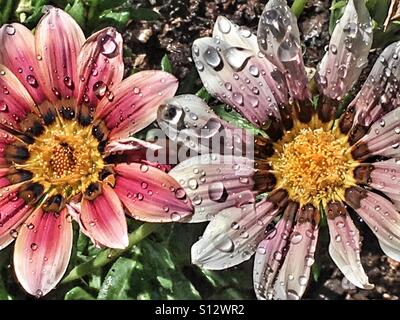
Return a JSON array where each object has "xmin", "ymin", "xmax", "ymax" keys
[
  {"xmin": 158, "ymin": 0, "xmax": 400, "ymax": 299},
  {"xmin": 0, "ymin": 7, "xmax": 192, "ymax": 296}
]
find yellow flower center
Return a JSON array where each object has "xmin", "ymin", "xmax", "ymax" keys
[
  {"xmin": 270, "ymin": 124, "xmax": 356, "ymax": 206},
  {"xmin": 16, "ymin": 120, "xmax": 104, "ymax": 201}
]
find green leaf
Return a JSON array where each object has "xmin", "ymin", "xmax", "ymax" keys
[
  {"xmin": 65, "ymin": 287, "xmax": 95, "ymax": 300},
  {"xmin": 196, "ymin": 87, "xmax": 212, "ymax": 102},
  {"xmin": 161, "ymin": 54, "xmax": 173, "ymax": 74},
  {"xmin": 98, "ymin": 9, "xmax": 130, "ymax": 29},
  {"xmin": 214, "ymin": 105, "xmax": 269, "ymax": 138},
  {"xmin": 312, "ymin": 262, "xmax": 321, "ymax": 282},
  {"xmin": 98, "ymin": 257, "xmax": 136, "ymax": 299},
  {"xmin": 65, "ymin": 0, "xmax": 86, "ymax": 28}
]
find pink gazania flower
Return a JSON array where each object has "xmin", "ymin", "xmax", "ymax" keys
[
  {"xmin": 0, "ymin": 7, "xmax": 192, "ymax": 296},
  {"xmin": 158, "ymin": 0, "xmax": 400, "ymax": 299}
]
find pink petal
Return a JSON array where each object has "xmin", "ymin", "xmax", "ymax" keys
[
  {"xmin": 273, "ymin": 205, "xmax": 319, "ymax": 300},
  {"xmin": 169, "ymin": 154, "xmax": 257, "ymax": 222},
  {"xmin": 157, "ymin": 94, "xmax": 256, "ymax": 155},
  {"xmin": 77, "ymin": 27, "xmax": 124, "ymax": 110},
  {"xmin": 257, "ymin": 0, "xmax": 310, "ymax": 101},
  {"xmin": 35, "ymin": 7, "xmax": 85, "ymax": 102},
  {"xmin": 191, "ymin": 199, "xmax": 279, "ymax": 270},
  {"xmin": 192, "ymin": 36, "xmax": 284, "ymax": 128},
  {"xmin": 0, "ymin": 183, "xmax": 33, "ymax": 249},
  {"xmin": 114, "ymin": 163, "xmax": 193, "ymax": 222},
  {"xmin": 13, "ymin": 208, "xmax": 73, "ymax": 297},
  {"xmin": 345, "ymin": 187, "xmax": 400, "ymax": 261},
  {"xmin": 352, "ymin": 108, "xmax": 400, "ymax": 159},
  {"xmin": 345, "ymin": 42, "xmax": 400, "ymax": 132},
  {"xmin": 81, "ymin": 183, "xmax": 128, "ymax": 249},
  {"xmin": 253, "ymin": 202, "xmax": 297, "ymax": 300},
  {"xmin": 0, "ymin": 129, "xmax": 17, "ymax": 167},
  {"xmin": 316, "ymin": 0, "xmax": 372, "ymax": 101},
  {"xmin": 95, "ymin": 70, "xmax": 178, "ymax": 141},
  {"xmin": 0, "ymin": 24, "xmax": 46, "ymax": 105},
  {"xmin": 0, "ymin": 65, "xmax": 38, "ymax": 130},
  {"xmin": 326, "ymin": 202, "xmax": 372, "ymax": 289}
]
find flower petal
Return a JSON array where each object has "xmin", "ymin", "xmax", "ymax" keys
[
  {"xmin": 95, "ymin": 70, "xmax": 178, "ymax": 140},
  {"xmin": 191, "ymin": 199, "xmax": 279, "ymax": 270},
  {"xmin": 157, "ymin": 95, "xmax": 255, "ymax": 155},
  {"xmin": 13, "ymin": 208, "xmax": 72, "ymax": 297},
  {"xmin": 316, "ymin": 0, "xmax": 372, "ymax": 101},
  {"xmin": 114, "ymin": 163, "xmax": 192, "ymax": 222},
  {"xmin": 81, "ymin": 183, "xmax": 128, "ymax": 249},
  {"xmin": 35, "ymin": 7, "xmax": 85, "ymax": 102},
  {"xmin": 326, "ymin": 202, "xmax": 373, "ymax": 289},
  {"xmin": 0, "ymin": 23, "xmax": 46, "ymax": 105},
  {"xmin": 345, "ymin": 187, "xmax": 400, "ymax": 261},
  {"xmin": 77, "ymin": 28, "xmax": 124, "ymax": 110},
  {"xmin": 342, "ymin": 41, "xmax": 400, "ymax": 133},
  {"xmin": 169, "ymin": 154, "xmax": 257, "ymax": 222},
  {"xmin": 0, "ymin": 183, "xmax": 33, "ymax": 249},
  {"xmin": 0, "ymin": 65, "xmax": 38, "ymax": 130},
  {"xmin": 253, "ymin": 201, "xmax": 297, "ymax": 300},
  {"xmin": 192, "ymin": 36, "xmax": 284, "ymax": 127},
  {"xmin": 273, "ymin": 205, "xmax": 319, "ymax": 300},
  {"xmin": 257, "ymin": 0, "xmax": 310, "ymax": 101},
  {"xmin": 351, "ymin": 108, "xmax": 400, "ymax": 160}
]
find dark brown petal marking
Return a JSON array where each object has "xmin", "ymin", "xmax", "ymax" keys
[
  {"xmin": 5, "ymin": 142, "xmax": 29, "ymax": 164},
  {"xmin": 348, "ymin": 124, "xmax": 369, "ymax": 146},
  {"xmin": 326, "ymin": 201, "xmax": 347, "ymax": 219},
  {"xmin": 254, "ymin": 171, "xmax": 277, "ymax": 193},
  {"xmin": 344, "ymin": 186, "xmax": 367, "ymax": 209},
  {"xmin": 353, "ymin": 164, "xmax": 374, "ymax": 184},
  {"xmin": 19, "ymin": 182, "xmax": 44, "ymax": 204},
  {"xmin": 59, "ymin": 106, "xmax": 76, "ymax": 120},
  {"xmin": 267, "ymin": 188, "xmax": 288, "ymax": 210},
  {"xmin": 255, "ymin": 160, "xmax": 271, "ymax": 171},
  {"xmin": 84, "ymin": 181, "xmax": 102, "ymax": 200},
  {"xmin": 19, "ymin": 113, "xmax": 44, "ymax": 137},
  {"xmin": 6, "ymin": 169, "xmax": 33, "ymax": 184},
  {"xmin": 283, "ymin": 200, "xmax": 299, "ymax": 219},
  {"xmin": 294, "ymin": 100, "xmax": 314, "ymax": 123},
  {"xmin": 279, "ymin": 104, "xmax": 294, "ymax": 130},
  {"xmin": 339, "ymin": 105, "xmax": 356, "ymax": 134},
  {"xmin": 40, "ymin": 101, "xmax": 57, "ymax": 125},
  {"xmin": 78, "ymin": 103, "xmax": 93, "ymax": 126},
  {"xmin": 0, "ymin": 123, "xmax": 34, "ymax": 145},
  {"xmin": 43, "ymin": 194, "xmax": 65, "ymax": 212},
  {"xmin": 254, "ymin": 136, "xmax": 274, "ymax": 158},
  {"xmin": 297, "ymin": 203, "xmax": 317, "ymax": 224},
  {"xmin": 263, "ymin": 117, "xmax": 284, "ymax": 141},
  {"xmin": 351, "ymin": 141, "xmax": 370, "ymax": 160},
  {"xmin": 92, "ymin": 120, "xmax": 109, "ymax": 142},
  {"xmin": 317, "ymin": 96, "xmax": 339, "ymax": 123}
]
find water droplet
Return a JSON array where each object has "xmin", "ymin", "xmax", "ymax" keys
[
  {"xmin": 188, "ymin": 178, "xmax": 198, "ymax": 190},
  {"xmin": 249, "ymin": 65, "xmax": 259, "ymax": 77},
  {"xmin": 344, "ymin": 22, "xmax": 358, "ymax": 38},
  {"xmin": 63, "ymin": 76, "xmax": 74, "ymax": 90},
  {"xmin": 93, "ymin": 81, "xmax": 107, "ymax": 99},
  {"xmin": 175, "ymin": 188, "xmax": 186, "ymax": 199},
  {"xmin": 232, "ymin": 92, "xmax": 244, "ymax": 105},
  {"xmin": 204, "ymin": 47, "xmax": 221, "ymax": 68},
  {"xmin": 100, "ymin": 34, "xmax": 118, "ymax": 58},
  {"xmin": 26, "ymin": 75, "xmax": 38, "ymax": 88},
  {"xmin": 31, "ymin": 243, "xmax": 38, "ymax": 251},
  {"xmin": 273, "ymin": 251, "xmax": 282, "ymax": 261},
  {"xmin": 208, "ymin": 181, "xmax": 227, "ymax": 201},
  {"xmin": 170, "ymin": 212, "xmax": 181, "ymax": 221},
  {"xmin": 0, "ymin": 101, "xmax": 8, "ymax": 112},
  {"xmin": 298, "ymin": 275, "xmax": 308, "ymax": 286},
  {"xmin": 335, "ymin": 234, "xmax": 341, "ymax": 242},
  {"xmin": 225, "ymin": 47, "xmax": 251, "ymax": 71},
  {"xmin": 140, "ymin": 164, "xmax": 149, "ymax": 172},
  {"xmin": 214, "ymin": 234, "xmax": 234, "ymax": 253},
  {"xmin": 291, "ymin": 231, "xmax": 303, "ymax": 244}
]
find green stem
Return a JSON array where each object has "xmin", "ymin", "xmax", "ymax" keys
[
  {"xmin": 62, "ymin": 223, "xmax": 160, "ymax": 283},
  {"xmin": 291, "ymin": 0, "xmax": 309, "ymax": 17}
]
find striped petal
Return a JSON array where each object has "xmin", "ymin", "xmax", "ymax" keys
[
  {"xmin": 13, "ymin": 208, "xmax": 72, "ymax": 297},
  {"xmin": 345, "ymin": 187, "xmax": 400, "ymax": 261},
  {"xmin": 77, "ymin": 28, "xmax": 124, "ymax": 111},
  {"xmin": 192, "ymin": 36, "xmax": 284, "ymax": 127},
  {"xmin": 253, "ymin": 201, "xmax": 297, "ymax": 300},
  {"xmin": 157, "ymin": 94, "xmax": 255, "ymax": 156},
  {"xmin": 169, "ymin": 154, "xmax": 257, "ymax": 222},
  {"xmin": 191, "ymin": 199, "xmax": 279, "ymax": 270},
  {"xmin": 81, "ymin": 183, "xmax": 128, "ymax": 249},
  {"xmin": 114, "ymin": 163, "xmax": 193, "ymax": 222},
  {"xmin": 257, "ymin": 0, "xmax": 310, "ymax": 101},
  {"xmin": 316, "ymin": 0, "xmax": 372, "ymax": 101},
  {"xmin": 95, "ymin": 71, "xmax": 178, "ymax": 141},
  {"xmin": 0, "ymin": 23, "xmax": 46, "ymax": 105},
  {"xmin": 35, "ymin": 7, "xmax": 85, "ymax": 102},
  {"xmin": 326, "ymin": 202, "xmax": 372, "ymax": 289}
]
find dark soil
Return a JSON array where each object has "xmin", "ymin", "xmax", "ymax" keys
[{"xmin": 125, "ymin": 0, "xmax": 400, "ymax": 299}]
